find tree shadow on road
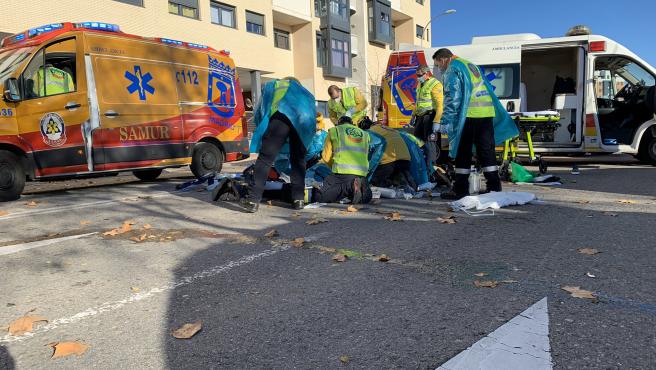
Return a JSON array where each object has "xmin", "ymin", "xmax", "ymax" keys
[{"xmin": 0, "ymin": 346, "xmax": 15, "ymax": 370}]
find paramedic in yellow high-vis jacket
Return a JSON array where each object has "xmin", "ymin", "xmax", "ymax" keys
[
  {"xmin": 412, "ymin": 65, "xmax": 443, "ymax": 167},
  {"xmin": 327, "ymin": 85, "xmax": 368, "ymax": 126}
]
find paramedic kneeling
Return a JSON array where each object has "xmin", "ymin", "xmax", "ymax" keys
[
  {"xmin": 433, "ymin": 48, "xmax": 503, "ymax": 200},
  {"xmin": 313, "ymin": 116, "xmax": 373, "ymax": 204}
]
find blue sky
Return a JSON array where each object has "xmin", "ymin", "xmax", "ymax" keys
[{"xmin": 429, "ymin": 0, "xmax": 656, "ymax": 66}]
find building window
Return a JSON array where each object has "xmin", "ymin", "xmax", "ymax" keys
[
  {"xmin": 274, "ymin": 29, "xmax": 290, "ymax": 50},
  {"xmin": 416, "ymin": 24, "xmax": 424, "ymax": 39},
  {"xmin": 331, "ymin": 38, "xmax": 350, "ymax": 69},
  {"xmin": 316, "ymin": 33, "xmax": 326, "ymax": 67},
  {"xmin": 114, "ymin": 0, "xmax": 143, "ymax": 6},
  {"xmin": 168, "ymin": 0, "xmax": 199, "ymax": 19},
  {"xmin": 211, "ymin": 2, "xmax": 235, "ymax": 28},
  {"xmin": 368, "ymin": 0, "xmax": 392, "ymax": 45},
  {"xmin": 330, "ymin": 0, "xmax": 349, "ymax": 21},
  {"xmin": 246, "ymin": 11, "xmax": 265, "ymax": 35},
  {"xmin": 314, "ymin": 0, "xmax": 327, "ymax": 17}
]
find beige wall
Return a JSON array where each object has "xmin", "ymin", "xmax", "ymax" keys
[{"xmin": 1, "ymin": 0, "xmax": 430, "ymax": 103}]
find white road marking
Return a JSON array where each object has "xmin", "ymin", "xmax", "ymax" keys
[
  {"xmin": 0, "ymin": 233, "xmax": 98, "ymax": 256},
  {"xmin": 0, "ymin": 232, "xmax": 330, "ymax": 343},
  {"xmin": 437, "ymin": 297, "xmax": 553, "ymax": 370},
  {"xmin": 0, "ymin": 193, "xmax": 173, "ymax": 221}
]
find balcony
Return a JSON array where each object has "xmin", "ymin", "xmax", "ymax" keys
[{"xmin": 272, "ymin": 0, "xmax": 312, "ymax": 26}]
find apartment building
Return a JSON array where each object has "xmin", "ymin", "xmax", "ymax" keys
[{"xmin": 0, "ymin": 0, "xmax": 431, "ymax": 116}]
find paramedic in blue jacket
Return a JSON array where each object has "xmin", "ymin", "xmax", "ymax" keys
[
  {"xmin": 240, "ymin": 77, "xmax": 316, "ymax": 212},
  {"xmin": 433, "ymin": 48, "xmax": 519, "ymax": 200}
]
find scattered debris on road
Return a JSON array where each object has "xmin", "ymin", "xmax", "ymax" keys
[
  {"xmin": 384, "ymin": 212, "xmax": 403, "ymax": 221},
  {"xmin": 264, "ymin": 229, "xmax": 279, "ymax": 238},
  {"xmin": 577, "ymin": 248, "xmax": 601, "ymax": 255},
  {"xmin": 291, "ymin": 238, "xmax": 305, "ymax": 247},
  {"xmin": 48, "ymin": 341, "xmax": 90, "ymax": 359},
  {"xmin": 8, "ymin": 315, "xmax": 48, "ymax": 336},
  {"xmin": 171, "ymin": 321, "xmax": 203, "ymax": 339},
  {"xmin": 378, "ymin": 254, "xmax": 390, "ymax": 262},
  {"xmin": 437, "ymin": 216, "xmax": 457, "ymax": 224},
  {"xmin": 332, "ymin": 253, "xmax": 347, "ymax": 262},
  {"xmin": 561, "ymin": 286, "xmax": 596, "ymax": 300},
  {"xmin": 306, "ymin": 217, "xmax": 328, "ymax": 225}
]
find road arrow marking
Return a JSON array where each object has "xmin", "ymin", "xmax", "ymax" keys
[{"xmin": 437, "ymin": 297, "xmax": 553, "ymax": 370}]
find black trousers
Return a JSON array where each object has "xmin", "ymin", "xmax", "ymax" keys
[
  {"xmin": 453, "ymin": 117, "xmax": 501, "ymax": 195},
  {"xmin": 370, "ymin": 160, "xmax": 416, "ymax": 189},
  {"xmin": 414, "ymin": 110, "xmax": 438, "ymax": 166},
  {"xmin": 248, "ymin": 112, "xmax": 306, "ymax": 203},
  {"xmin": 313, "ymin": 174, "xmax": 372, "ymax": 204}
]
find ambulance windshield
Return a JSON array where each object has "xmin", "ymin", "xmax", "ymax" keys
[{"xmin": 0, "ymin": 47, "xmax": 34, "ymax": 86}]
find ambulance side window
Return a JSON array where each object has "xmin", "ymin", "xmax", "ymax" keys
[{"xmin": 20, "ymin": 38, "xmax": 77, "ymax": 100}]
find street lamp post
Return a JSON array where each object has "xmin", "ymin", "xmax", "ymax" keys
[{"xmin": 421, "ymin": 9, "xmax": 456, "ymax": 48}]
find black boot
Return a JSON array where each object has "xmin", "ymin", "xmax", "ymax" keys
[
  {"xmin": 484, "ymin": 171, "xmax": 502, "ymax": 193},
  {"xmin": 292, "ymin": 200, "xmax": 305, "ymax": 210},
  {"xmin": 441, "ymin": 173, "xmax": 470, "ymax": 200}
]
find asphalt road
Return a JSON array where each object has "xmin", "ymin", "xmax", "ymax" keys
[{"xmin": 0, "ymin": 155, "xmax": 655, "ymax": 369}]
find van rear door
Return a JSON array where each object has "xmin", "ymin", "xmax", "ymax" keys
[{"xmin": 91, "ymin": 53, "xmax": 185, "ymax": 171}]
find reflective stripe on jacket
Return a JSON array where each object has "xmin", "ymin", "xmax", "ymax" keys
[
  {"xmin": 456, "ymin": 58, "xmax": 495, "ymax": 118},
  {"xmin": 328, "ymin": 123, "xmax": 370, "ymax": 177}
]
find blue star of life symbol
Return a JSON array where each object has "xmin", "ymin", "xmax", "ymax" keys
[{"xmin": 125, "ymin": 65, "xmax": 155, "ymax": 101}]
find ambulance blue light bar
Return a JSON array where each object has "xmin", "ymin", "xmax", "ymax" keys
[
  {"xmin": 75, "ymin": 22, "xmax": 121, "ymax": 32},
  {"xmin": 27, "ymin": 23, "xmax": 64, "ymax": 38},
  {"xmin": 187, "ymin": 43, "xmax": 209, "ymax": 49},
  {"xmin": 161, "ymin": 38, "xmax": 184, "ymax": 46}
]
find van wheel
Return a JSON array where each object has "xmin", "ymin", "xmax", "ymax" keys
[
  {"xmin": 133, "ymin": 168, "xmax": 163, "ymax": 181},
  {"xmin": 190, "ymin": 142, "xmax": 223, "ymax": 178},
  {"xmin": 0, "ymin": 150, "xmax": 26, "ymax": 202},
  {"xmin": 638, "ymin": 134, "xmax": 656, "ymax": 166}
]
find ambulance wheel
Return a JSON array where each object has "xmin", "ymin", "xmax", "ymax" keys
[
  {"xmin": 637, "ymin": 133, "xmax": 656, "ymax": 166},
  {"xmin": 133, "ymin": 168, "xmax": 163, "ymax": 182},
  {"xmin": 191, "ymin": 142, "xmax": 224, "ymax": 178},
  {"xmin": 0, "ymin": 150, "xmax": 25, "ymax": 202}
]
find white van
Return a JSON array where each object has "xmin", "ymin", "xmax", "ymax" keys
[{"xmin": 386, "ymin": 28, "xmax": 656, "ymax": 165}]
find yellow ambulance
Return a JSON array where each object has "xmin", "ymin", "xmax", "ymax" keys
[{"xmin": 0, "ymin": 22, "xmax": 248, "ymax": 201}]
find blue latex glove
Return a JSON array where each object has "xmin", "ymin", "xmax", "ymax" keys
[{"xmin": 433, "ymin": 123, "xmax": 448, "ymax": 135}]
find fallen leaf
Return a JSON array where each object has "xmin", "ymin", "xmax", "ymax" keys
[
  {"xmin": 561, "ymin": 286, "xmax": 596, "ymax": 300},
  {"xmin": 143, "ymin": 224, "xmax": 152, "ymax": 230},
  {"xmin": 378, "ymin": 254, "xmax": 390, "ymax": 262},
  {"xmin": 0, "ymin": 211, "xmax": 8, "ymax": 217},
  {"xmin": 79, "ymin": 220, "xmax": 92, "ymax": 226},
  {"xmin": 103, "ymin": 220, "xmax": 136, "ymax": 237},
  {"xmin": 474, "ymin": 272, "xmax": 488, "ymax": 277},
  {"xmin": 500, "ymin": 279, "xmax": 518, "ymax": 284},
  {"xmin": 291, "ymin": 237, "xmax": 305, "ymax": 248},
  {"xmin": 319, "ymin": 247, "xmax": 337, "ymax": 254},
  {"xmin": 617, "ymin": 199, "xmax": 637, "ymax": 204},
  {"xmin": 48, "ymin": 341, "xmax": 89, "ymax": 359},
  {"xmin": 332, "ymin": 254, "xmax": 347, "ymax": 262},
  {"xmin": 473, "ymin": 280, "xmax": 498, "ymax": 288},
  {"xmin": 266, "ymin": 200, "xmax": 273, "ymax": 207},
  {"xmin": 130, "ymin": 287, "xmax": 140, "ymax": 293},
  {"xmin": 8, "ymin": 315, "xmax": 48, "ymax": 336},
  {"xmin": 575, "ymin": 200, "xmax": 591, "ymax": 204},
  {"xmin": 25, "ymin": 201, "xmax": 38, "ymax": 207},
  {"xmin": 264, "ymin": 229, "xmax": 279, "ymax": 238},
  {"xmin": 586, "ymin": 272, "xmax": 596, "ymax": 278},
  {"xmin": 306, "ymin": 217, "xmax": 328, "ymax": 225},
  {"xmin": 346, "ymin": 205, "xmax": 359, "ymax": 213},
  {"xmin": 171, "ymin": 320, "xmax": 202, "ymax": 339},
  {"xmin": 603, "ymin": 212, "xmax": 618, "ymax": 217},
  {"xmin": 577, "ymin": 248, "xmax": 600, "ymax": 255},
  {"xmin": 291, "ymin": 212, "xmax": 302, "ymax": 218},
  {"xmin": 384, "ymin": 212, "xmax": 403, "ymax": 221},
  {"xmin": 437, "ymin": 216, "xmax": 457, "ymax": 224},
  {"xmin": 339, "ymin": 355, "xmax": 350, "ymax": 364}
]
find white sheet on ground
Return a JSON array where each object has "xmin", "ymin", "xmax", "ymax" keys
[{"xmin": 450, "ymin": 192, "xmax": 537, "ymax": 211}]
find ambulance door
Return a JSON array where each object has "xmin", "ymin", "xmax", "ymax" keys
[
  {"xmin": 479, "ymin": 64, "xmax": 521, "ymax": 113},
  {"xmin": 16, "ymin": 37, "xmax": 90, "ymax": 176},
  {"xmin": 92, "ymin": 55, "xmax": 184, "ymax": 170}
]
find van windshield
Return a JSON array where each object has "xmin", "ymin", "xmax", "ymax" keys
[{"xmin": 0, "ymin": 47, "xmax": 34, "ymax": 87}]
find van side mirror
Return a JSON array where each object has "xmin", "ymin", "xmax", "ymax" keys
[{"xmin": 3, "ymin": 78, "xmax": 20, "ymax": 102}]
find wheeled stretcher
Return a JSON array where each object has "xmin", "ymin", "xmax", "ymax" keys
[{"xmin": 499, "ymin": 111, "xmax": 561, "ymax": 179}]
